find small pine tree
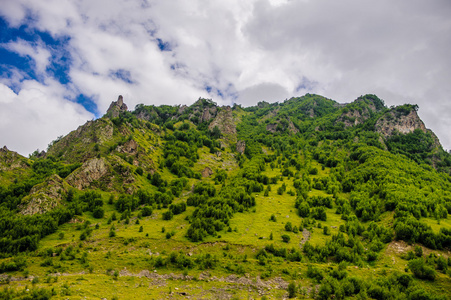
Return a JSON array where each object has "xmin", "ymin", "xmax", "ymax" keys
[
  {"xmin": 285, "ymin": 222, "xmax": 293, "ymax": 232},
  {"xmin": 139, "ymin": 226, "xmax": 143, "ymax": 232},
  {"xmin": 282, "ymin": 234, "xmax": 291, "ymax": 243},
  {"xmin": 288, "ymin": 282, "xmax": 297, "ymax": 298}
]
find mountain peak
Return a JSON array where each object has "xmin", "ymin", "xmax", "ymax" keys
[{"xmin": 106, "ymin": 95, "xmax": 128, "ymax": 118}]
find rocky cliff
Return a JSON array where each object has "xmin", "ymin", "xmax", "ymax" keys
[
  {"xmin": 19, "ymin": 174, "xmax": 67, "ymax": 215},
  {"xmin": 106, "ymin": 95, "xmax": 128, "ymax": 118},
  {"xmin": 66, "ymin": 157, "xmax": 111, "ymax": 190},
  {"xmin": 208, "ymin": 106, "xmax": 237, "ymax": 142},
  {"xmin": 0, "ymin": 146, "xmax": 29, "ymax": 172},
  {"xmin": 375, "ymin": 108, "xmax": 427, "ymax": 137}
]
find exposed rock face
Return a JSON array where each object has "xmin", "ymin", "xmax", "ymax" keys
[
  {"xmin": 266, "ymin": 118, "xmax": 298, "ymax": 134},
  {"xmin": 337, "ymin": 109, "xmax": 369, "ymax": 128},
  {"xmin": 375, "ymin": 109, "xmax": 427, "ymax": 137},
  {"xmin": 336, "ymin": 100, "xmax": 377, "ymax": 128},
  {"xmin": 74, "ymin": 120, "xmax": 114, "ymax": 144},
  {"xmin": 236, "ymin": 140, "xmax": 246, "ymax": 154},
  {"xmin": 201, "ymin": 167, "xmax": 213, "ymax": 177},
  {"xmin": 208, "ymin": 106, "xmax": 236, "ymax": 141},
  {"xmin": 202, "ymin": 106, "xmax": 218, "ymax": 122},
  {"xmin": 178, "ymin": 105, "xmax": 188, "ymax": 114},
  {"xmin": 0, "ymin": 146, "xmax": 29, "ymax": 172},
  {"xmin": 288, "ymin": 119, "xmax": 299, "ymax": 134},
  {"xmin": 66, "ymin": 157, "xmax": 110, "ymax": 189},
  {"xmin": 106, "ymin": 95, "xmax": 128, "ymax": 118},
  {"xmin": 117, "ymin": 139, "xmax": 138, "ymax": 154},
  {"xmin": 266, "ymin": 124, "xmax": 277, "ymax": 133},
  {"xmin": 136, "ymin": 111, "xmax": 150, "ymax": 121},
  {"xmin": 20, "ymin": 174, "xmax": 66, "ymax": 215}
]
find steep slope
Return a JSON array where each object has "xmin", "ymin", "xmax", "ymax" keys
[{"xmin": 0, "ymin": 146, "xmax": 32, "ymax": 185}]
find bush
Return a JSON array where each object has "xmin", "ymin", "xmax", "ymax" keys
[
  {"xmin": 162, "ymin": 210, "xmax": 173, "ymax": 220},
  {"xmin": 281, "ymin": 234, "xmax": 291, "ymax": 243},
  {"xmin": 92, "ymin": 207, "xmax": 105, "ymax": 219},
  {"xmin": 141, "ymin": 206, "xmax": 153, "ymax": 217},
  {"xmin": 285, "ymin": 222, "xmax": 293, "ymax": 232},
  {"xmin": 135, "ymin": 167, "xmax": 143, "ymax": 176},
  {"xmin": 408, "ymin": 258, "xmax": 436, "ymax": 280},
  {"xmin": 288, "ymin": 282, "xmax": 297, "ymax": 298}
]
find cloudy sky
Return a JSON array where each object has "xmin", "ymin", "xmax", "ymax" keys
[{"xmin": 1, "ymin": 0, "xmax": 450, "ymax": 155}]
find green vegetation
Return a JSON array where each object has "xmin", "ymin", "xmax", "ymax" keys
[{"xmin": 0, "ymin": 93, "xmax": 450, "ymax": 299}]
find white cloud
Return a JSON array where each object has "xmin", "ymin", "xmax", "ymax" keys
[
  {"xmin": 0, "ymin": 0, "xmax": 451, "ymax": 150},
  {"xmin": 2, "ymin": 39, "xmax": 51, "ymax": 75},
  {"xmin": 0, "ymin": 81, "xmax": 93, "ymax": 156}
]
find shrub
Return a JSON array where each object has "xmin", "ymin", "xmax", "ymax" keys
[
  {"xmin": 288, "ymin": 282, "xmax": 297, "ymax": 298},
  {"xmin": 162, "ymin": 210, "xmax": 173, "ymax": 220},
  {"xmin": 93, "ymin": 207, "xmax": 105, "ymax": 219},
  {"xmin": 281, "ymin": 234, "xmax": 291, "ymax": 243},
  {"xmin": 408, "ymin": 258, "xmax": 436, "ymax": 280},
  {"xmin": 285, "ymin": 222, "xmax": 293, "ymax": 232},
  {"xmin": 141, "ymin": 206, "xmax": 153, "ymax": 217}
]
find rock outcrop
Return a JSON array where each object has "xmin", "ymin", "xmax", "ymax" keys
[
  {"xmin": 19, "ymin": 174, "xmax": 66, "ymax": 215},
  {"xmin": 106, "ymin": 95, "xmax": 128, "ymax": 118},
  {"xmin": 336, "ymin": 97, "xmax": 378, "ymax": 128},
  {"xmin": 0, "ymin": 146, "xmax": 29, "ymax": 172},
  {"xmin": 202, "ymin": 106, "xmax": 217, "ymax": 122},
  {"xmin": 201, "ymin": 167, "xmax": 213, "ymax": 177},
  {"xmin": 208, "ymin": 106, "xmax": 236, "ymax": 142},
  {"xmin": 375, "ymin": 109, "xmax": 427, "ymax": 138},
  {"xmin": 66, "ymin": 157, "xmax": 110, "ymax": 189},
  {"xmin": 265, "ymin": 118, "xmax": 298, "ymax": 134},
  {"xmin": 266, "ymin": 124, "xmax": 277, "ymax": 133},
  {"xmin": 236, "ymin": 140, "xmax": 246, "ymax": 154},
  {"xmin": 117, "ymin": 139, "xmax": 138, "ymax": 154},
  {"xmin": 288, "ymin": 118, "xmax": 299, "ymax": 134}
]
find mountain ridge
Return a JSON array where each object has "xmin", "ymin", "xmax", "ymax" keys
[{"xmin": 1, "ymin": 93, "xmax": 450, "ymax": 299}]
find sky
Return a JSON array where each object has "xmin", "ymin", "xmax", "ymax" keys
[{"xmin": 1, "ymin": 0, "xmax": 450, "ymax": 155}]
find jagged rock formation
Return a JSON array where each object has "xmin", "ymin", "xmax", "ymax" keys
[
  {"xmin": 208, "ymin": 106, "xmax": 236, "ymax": 142},
  {"xmin": 0, "ymin": 146, "xmax": 29, "ymax": 172},
  {"xmin": 265, "ymin": 118, "xmax": 298, "ymax": 135},
  {"xmin": 266, "ymin": 124, "xmax": 277, "ymax": 133},
  {"xmin": 19, "ymin": 174, "xmax": 66, "ymax": 215},
  {"xmin": 236, "ymin": 140, "xmax": 246, "ymax": 154},
  {"xmin": 336, "ymin": 96, "xmax": 381, "ymax": 128},
  {"xmin": 66, "ymin": 157, "xmax": 110, "ymax": 190},
  {"xmin": 202, "ymin": 106, "xmax": 218, "ymax": 122},
  {"xmin": 117, "ymin": 139, "xmax": 138, "ymax": 154},
  {"xmin": 376, "ymin": 109, "xmax": 427, "ymax": 137},
  {"xmin": 201, "ymin": 167, "xmax": 213, "ymax": 177},
  {"xmin": 106, "ymin": 95, "xmax": 128, "ymax": 118},
  {"xmin": 287, "ymin": 118, "xmax": 299, "ymax": 134}
]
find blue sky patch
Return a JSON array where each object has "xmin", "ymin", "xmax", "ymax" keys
[
  {"xmin": 75, "ymin": 94, "xmax": 99, "ymax": 116},
  {"xmin": 157, "ymin": 38, "xmax": 171, "ymax": 51}
]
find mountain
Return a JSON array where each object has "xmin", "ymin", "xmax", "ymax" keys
[{"xmin": 1, "ymin": 94, "xmax": 450, "ymax": 299}]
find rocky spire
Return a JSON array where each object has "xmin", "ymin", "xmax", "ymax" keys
[{"xmin": 106, "ymin": 95, "xmax": 128, "ymax": 118}]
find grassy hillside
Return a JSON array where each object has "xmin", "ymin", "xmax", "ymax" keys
[{"xmin": 0, "ymin": 94, "xmax": 451, "ymax": 299}]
